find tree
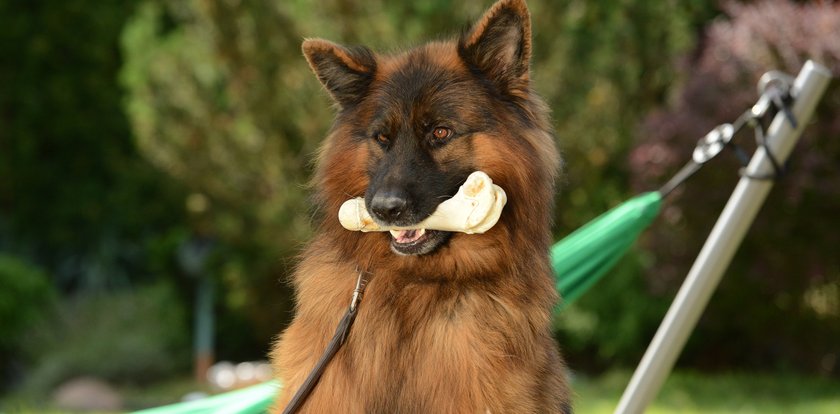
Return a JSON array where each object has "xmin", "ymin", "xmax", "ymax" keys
[
  {"xmin": 122, "ymin": 0, "xmax": 739, "ymax": 368},
  {"xmin": 0, "ymin": 0, "xmax": 190, "ymax": 389},
  {"xmin": 0, "ymin": 1, "xmax": 186, "ymax": 291}
]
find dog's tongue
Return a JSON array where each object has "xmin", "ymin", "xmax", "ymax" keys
[{"xmin": 389, "ymin": 229, "xmax": 426, "ymax": 244}]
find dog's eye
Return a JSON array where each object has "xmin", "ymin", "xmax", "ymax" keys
[
  {"xmin": 375, "ymin": 133, "xmax": 389, "ymax": 145},
  {"xmin": 432, "ymin": 127, "xmax": 452, "ymax": 140}
]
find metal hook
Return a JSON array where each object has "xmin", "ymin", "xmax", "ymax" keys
[
  {"xmin": 692, "ymin": 123, "xmax": 735, "ymax": 164},
  {"xmin": 349, "ymin": 269, "xmax": 367, "ymax": 312}
]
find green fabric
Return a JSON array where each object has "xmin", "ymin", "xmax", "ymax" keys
[
  {"xmin": 133, "ymin": 381, "xmax": 279, "ymax": 414},
  {"xmin": 133, "ymin": 191, "xmax": 662, "ymax": 414},
  {"xmin": 553, "ymin": 191, "xmax": 662, "ymax": 311}
]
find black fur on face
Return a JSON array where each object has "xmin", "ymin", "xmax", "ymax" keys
[
  {"xmin": 359, "ymin": 50, "xmax": 500, "ymax": 255},
  {"xmin": 363, "ymin": 62, "xmax": 486, "ymax": 225}
]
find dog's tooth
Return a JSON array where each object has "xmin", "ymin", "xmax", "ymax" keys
[{"xmin": 389, "ymin": 230, "xmax": 401, "ymax": 238}]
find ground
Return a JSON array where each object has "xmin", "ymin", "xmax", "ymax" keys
[{"xmin": 1, "ymin": 370, "xmax": 838, "ymax": 413}]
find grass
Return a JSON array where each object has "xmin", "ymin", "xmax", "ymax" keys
[
  {"xmin": 2, "ymin": 370, "xmax": 838, "ymax": 413},
  {"xmin": 0, "ymin": 377, "xmax": 209, "ymax": 413},
  {"xmin": 574, "ymin": 370, "xmax": 840, "ymax": 413}
]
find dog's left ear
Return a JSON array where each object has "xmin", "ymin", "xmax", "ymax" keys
[{"xmin": 458, "ymin": 0, "xmax": 532, "ymax": 89}]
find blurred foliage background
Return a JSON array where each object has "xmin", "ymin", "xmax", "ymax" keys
[{"xmin": 1, "ymin": 0, "xmax": 838, "ymax": 409}]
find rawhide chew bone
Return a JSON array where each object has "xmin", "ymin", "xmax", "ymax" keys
[{"xmin": 338, "ymin": 171, "xmax": 507, "ymax": 234}]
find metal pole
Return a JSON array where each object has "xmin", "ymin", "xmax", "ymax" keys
[
  {"xmin": 195, "ymin": 275, "xmax": 215, "ymax": 382},
  {"xmin": 614, "ymin": 60, "xmax": 831, "ymax": 414}
]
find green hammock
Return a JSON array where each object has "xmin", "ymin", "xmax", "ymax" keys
[
  {"xmin": 134, "ymin": 191, "xmax": 663, "ymax": 414},
  {"xmin": 553, "ymin": 191, "xmax": 662, "ymax": 311},
  {"xmin": 134, "ymin": 381, "xmax": 278, "ymax": 414}
]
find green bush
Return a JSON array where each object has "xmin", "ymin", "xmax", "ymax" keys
[
  {"xmin": 20, "ymin": 284, "xmax": 189, "ymax": 393},
  {"xmin": 556, "ymin": 250, "xmax": 670, "ymax": 370},
  {"xmin": 0, "ymin": 255, "xmax": 55, "ymax": 350},
  {"xmin": 0, "ymin": 254, "xmax": 55, "ymax": 389}
]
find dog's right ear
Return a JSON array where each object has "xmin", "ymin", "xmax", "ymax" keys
[
  {"xmin": 302, "ymin": 39, "xmax": 377, "ymax": 109},
  {"xmin": 458, "ymin": 0, "xmax": 531, "ymax": 92}
]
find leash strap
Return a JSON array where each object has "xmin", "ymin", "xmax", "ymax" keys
[{"xmin": 282, "ymin": 271, "xmax": 367, "ymax": 414}]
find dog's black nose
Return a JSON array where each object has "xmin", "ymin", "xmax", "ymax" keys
[{"xmin": 370, "ymin": 190, "xmax": 409, "ymax": 223}]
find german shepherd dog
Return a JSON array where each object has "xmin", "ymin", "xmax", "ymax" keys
[{"xmin": 271, "ymin": 0, "xmax": 571, "ymax": 412}]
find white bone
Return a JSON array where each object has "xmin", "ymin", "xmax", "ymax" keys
[{"xmin": 338, "ymin": 171, "xmax": 507, "ymax": 234}]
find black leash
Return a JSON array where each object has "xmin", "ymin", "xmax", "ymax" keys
[{"xmin": 281, "ymin": 270, "xmax": 368, "ymax": 414}]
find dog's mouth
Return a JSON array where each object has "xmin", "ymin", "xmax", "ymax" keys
[{"xmin": 388, "ymin": 228, "xmax": 451, "ymax": 255}]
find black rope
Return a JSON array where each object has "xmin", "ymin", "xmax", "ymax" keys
[{"xmin": 737, "ymin": 123, "xmax": 787, "ymax": 181}]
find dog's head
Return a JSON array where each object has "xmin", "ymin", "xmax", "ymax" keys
[{"xmin": 304, "ymin": 0, "xmax": 554, "ymax": 256}]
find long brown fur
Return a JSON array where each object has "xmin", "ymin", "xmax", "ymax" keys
[{"xmin": 271, "ymin": 0, "xmax": 571, "ymax": 412}]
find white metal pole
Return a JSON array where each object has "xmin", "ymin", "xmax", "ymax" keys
[{"xmin": 614, "ymin": 60, "xmax": 831, "ymax": 414}]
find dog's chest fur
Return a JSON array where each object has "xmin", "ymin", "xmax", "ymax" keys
[{"xmin": 324, "ymin": 275, "xmax": 544, "ymax": 413}]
